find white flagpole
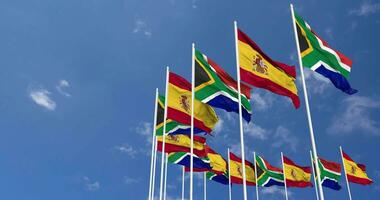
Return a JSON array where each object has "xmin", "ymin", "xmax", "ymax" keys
[
  {"xmin": 281, "ymin": 152, "xmax": 289, "ymax": 200},
  {"xmin": 151, "ymin": 135, "xmax": 158, "ymax": 200},
  {"xmin": 159, "ymin": 67, "xmax": 170, "ymax": 200},
  {"xmin": 204, "ymin": 172, "xmax": 207, "ymax": 200},
  {"xmin": 190, "ymin": 43, "xmax": 195, "ymax": 200},
  {"xmin": 163, "ymin": 153, "xmax": 168, "ymax": 200},
  {"xmin": 149, "ymin": 88, "xmax": 159, "ymax": 200},
  {"xmin": 228, "ymin": 148, "xmax": 232, "ymax": 200},
  {"xmin": 340, "ymin": 146, "xmax": 353, "ymax": 200},
  {"xmin": 253, "ymin": 152, "xmax": 259, "ymax": 200},
  {"xmin": 233, "ymin": 20, "xmax": 248, "ymax": 200},
  {"xmin": 289, "ymin": 4, "xmax": 325, "ymax": 200},
  {"xmin": 182, "ymin": 166, "xmax": 185, "ymax": 200},
  {"xmin": 310, "ymin": 150, "xmax": 320, "ymax": 200}
]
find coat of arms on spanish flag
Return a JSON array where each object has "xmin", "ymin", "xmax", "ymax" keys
[
  {"xmin": 229, "ymin": 152, "xmax": 256, "ymax": 185},
  {"xmin": 283, "ymin": 155, "xmax": 312, "ymax": 187},
  {"xmin": 342, "ymin": 150, "xmax": 373, "ymax": 185}
]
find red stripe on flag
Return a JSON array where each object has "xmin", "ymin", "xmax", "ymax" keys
[
  {"xmin": 347, "ymin": 174, "xmax": 373, "ymax": 185},
  {"xmin": 229, "ymin": 152, "xmax": 254, "ymax": 167},
  {"xmin": 230, "ymin": 176, "xmax": 256, "ymax": 186},
  {"xmin": 169, "ymin": 72, "xmax": 191, "ymax": 91},
  {"xmin": 167, "ymin": 107, "xmax": 212, "ymax": 133},
  {"xmin": 283, "ymin": 156, "xmax": 311, "ymax": 173},
  {"xmin": 286, "ymin": 180, "xmax": 312, "ymax": 188},
  {"xmin": 156, "ymin": 141, "xmax": 207, "ymax": 157}
]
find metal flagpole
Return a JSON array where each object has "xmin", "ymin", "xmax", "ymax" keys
[
  {"xmin": 340, "ymin": 146, "xmax": 353, "ymax": 200},
  {"xmin": 151, "ymin": 135, "xmax": 158, "ymax": 200},
  {"xmin": 204, "ymin": 172, "xmax": 207, "ymax": 200},
  {"xmin": 281, "ymin": 152, "xmax": 289, "ymax": 200},
  {"xmin": 149, "ymin": 88, "xmax": 159, "ymax": 200},
  {"xmin": 289, "ymin": 4, "xmax": 325, "ymax": 200},
  {"xmin": 182, "ymin": 166, "xmax": 185, "ymax": 200},
  {"xmin": 190, "ymin": 43, "xmax": 195, "ymax": 200},
  {"xmin": 163, "ymin": 153, "xmax": 168, "ymax": 200},
  {"xmin": 159, "ymin": 67, "xmax": 170, "ymax": 200},
  {"xmin": 253, "ymin": 152, "xmax": 259, "ymax": 200},
  {"xmin": 228, "ymin": 148, "xmax": 232, "ymax": 200},
  {"xmin": 233, "ymin": 20, "xmax": 248, "ymax": 200},
  {"xmin": 310, "ymin": 150, "xmax": 320, "ymax": 200}
]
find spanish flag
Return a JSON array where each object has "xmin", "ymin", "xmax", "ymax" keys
[
  {"xmin": 156, "ymin": 134, "xmax": 207, "ymax": 157},
  {"xmin": 283, "ymin": 156, "xmax": 312, "ymax": 187},
  {"xmin": 205, "ymin": 145, "xmax": 228, "ymax": 175},
  {"xmin": 342, "ymin": 151, "xmax": 373, "ymax": 185},
  {"xmin": 229, "ymin": 152, "xmax": 255, "ymax": 185},
  {"xmin": 167, "ymin": 72, "xmax": 219, "ymax": 133},
  {"xmin": 237, "ymin": 28, "xmax": 300, "ymax": 108}
]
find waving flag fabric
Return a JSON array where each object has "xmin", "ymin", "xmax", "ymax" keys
[
  {"xmin": 156, "ymin": 95, "xmax": 203, "ymax": 136},
  {"xmin": 156, "ymin": 134, "xmax": 207, "ymax": 157},
  {"xmin": 283, "ymin": 156, "xmax": 312, "ymax": 187},
  {"xmin": 238, "ymin": 28, "xmax": 300, "ymax": 108},
  {"xmin": 207, "ymin": 171, "xmax": 229, "ymax": 185},
  {"xmin": 205, "ymin": 146, "xmax": 228, "ymax": 175},
  {"xmin": 342, "ymin": 151, "xmax": 373, "ymax": 185},
  {"xmin": 168, "ymin": 152, "xmax": 211, "ymax": 172},
  {"xmin": 255, "ymin": 155, "xmax": 284, "ymax": 187},
  {"xmin": 194, "ymin": 50, "xmax": 252, "ymax": 122},
  {"xmin": 294, "ymin": 11, "xmax": 357, "ymax": 94},
  {"xmin": 229, "ymin": 152, "xmax": 256, "ymax": 185},
  {"xmin": 167, "ymin": 72, "xmax": 218, "ymax": 134},
  {"xmin": 318, "ymin": 158, "xmax": 342, "ymax": 190}
]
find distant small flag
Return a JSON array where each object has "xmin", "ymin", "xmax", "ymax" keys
[
  {"xmin": 294, "ymin": 11, "xmax": 357, "ymax": 94},
  {"xmin": 207, "ymin": 171, "xmax": 229, "ymax": 185},
  {"xmin": 168, "ymin": 152, "xmax": 211, "ymax": 172},
  {"xmin": 229, "ymin": 152, "xmax": 256, "ymax": 185},
  {"xmin": 342, "ymin": 151, "xmax": 373, "ymax": 185},
  {"xmin": 237, "ymin": 28, "xmax": 300, "ymax": 108},
  {"xmin": 194, "ymin": 49, "xmax": 252, "ymax": 122},
  {"xmin": 156, "ymin": 134, "xmax": 207, "ymax": 157},
  {"xmin": 318, "ymin": 157, "xmax": 342, "ymax": 190},
  {"xmin": 283, "ymin": 155, "xmax": 312, "ymax": 187},
  {"xmin": 255, "ymin": 155, "xmax": 284, "ymax": 187}
]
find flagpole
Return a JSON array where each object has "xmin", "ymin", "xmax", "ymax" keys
[
  {"xmin": 163, "ymin": 153, "xmax": 168, "ymax": 200},
  {"xmin": 228, "ymin": 148, "xmax": 232, "ymax": 200},
  {"xmin": 159, "ymin": 67, "xmax": 170, "ymax": 200},
  {"xmin": 190, "ymin": 42, "xmax": 195, "ymax": 200},
  {"xmin": 151, "ymin": 135, "xmax": 158, "ymax": 200},
  {"xmin": 234, "ymin": 20, "xmax": 248, "ymax": 200},
  {"xmin": 281, "ymin": 152, "xmax": 289, "ymax": 200},
  {"xmin": 182, "ymin": 166, "xmax": 185, "ymax": 200},
  {"xmin": 310, "ymin": 150, "xmax": 320, "ymax": 200},
  {"xmin": 149, "ymin": 88, "xmax": 159, "ymax": 200},
  {"xmin": 253, "ymin": 152, "xmax": 259, "ymax": 200},
  {"xmin": 148, "ymin": 88, "xmax": 158, "ymax": 200},
  {"xmin": 340, "ymin": 146, "xmax": 353, "ymax": 200},
  {"xmin": 289, "ymin": 4, "xmax": 325, "ymax": 200},
  {"xmin": 204, "ymin": 172, "xmax": 207, "ymax": 200}
]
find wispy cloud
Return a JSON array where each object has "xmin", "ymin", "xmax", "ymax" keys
[
  {"xmin": 244, "ymin": 123, "xmax": 269, "ymax": 140},
  {"xmin": 261, "ymin": 186, "xmax": 292, "ymax": 198},
  {"xmin": 114, "ymin": 143, "xmax": 138, "ymax": 158},
  {"xmin": 133, "ymin": 19, "xmax": 152, "ymax": 37},
  {"xmin": 136, "ymin": 122, "xmax": 153, "ymax": 144},
  {"xmin": 328, "ymin": 95, "xmax": 380, "ymax": 135},
  {"xmin": 325, "ymin": 27, "xmax": 333, "ymax": 39},
  {"xmin": 272, "ymin": 126, "xmax": 299, "ymax": 152},
  {"xmin": 349, "ymin": 1, "xmax": 380, "ymax": 16},
  {"xmin": 191, "ymin": 0, "xmax": 198, "ymax": 9},
  {"xmin": 213, "ymin": 118, "xmax": 224, "ymax": 134},
  {"xmin": 302, "ymin": 69, "xmax": 330, "ymax": 94},
  {"xmin": 29, "ymin": 88, "xmax": 56, "ymax": 111},
  {"xmin": 251, "ymin": 92, "xmax": 275, "ymax": 111},
  {"xmin": 124, "ymin": 176, "xmax": 141, "ymax": 184},
  {"xmin": 56, "ymin": 79, "xmax": 71, "ymax": 97},
  {"xmin": 83, "ymin": 176, "xmax": 100, "ymax": 191}
]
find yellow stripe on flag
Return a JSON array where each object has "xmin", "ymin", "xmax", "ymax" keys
[
  {"xmin": 156, "ymin": 135, "xmax": 205, "ymax": 151},
  {"xmin": 230, "ymin": 159, "xmax": 255, "ymax": 183},
  {"xmin": 343, "ymin": 158, "xmax": 370, "ymax": 179},
  {"xmin": 284, "ymin": 163, "xmax": 311, "ymax": 182}
]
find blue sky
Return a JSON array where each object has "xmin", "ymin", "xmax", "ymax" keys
[{"xmin": 0, "ymin": 0, "xmax": 380, "ymax": 199}]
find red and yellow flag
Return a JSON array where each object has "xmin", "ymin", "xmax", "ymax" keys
[
  {"xmin": 156, "ymin": 134, "xmax": 207, "ymax": 157},
  {"xmin": 283, "ymin": 156, "xmax": 312, "ymax": 187},
  {"xmin": 342, "ymin": 151, "xmax": 373, "ymax": 185},
  {"xmin": 229, "ymin": 152, "xmax": 255, "ymax": 185},
  {"xmin": 237, "ymin": 28, "xmax": 300, "ymax": 108},
  {"xmin": 167, "ymin": 72, "xmax": 218, "ymax": 133}
]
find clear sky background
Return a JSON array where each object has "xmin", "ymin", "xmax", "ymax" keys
[{"xmin": 0, "ymin": 0, "xmax": 379, "ymax": 199}]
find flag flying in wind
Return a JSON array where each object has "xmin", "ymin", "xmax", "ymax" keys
[
  {"xmin": 229, "ymin": 152, "xmax": 256, "ymax": 185},
  {"xmin": 255, "ymin": 155, "xmax": 284, "ymax": 187},
  {"xmin": 294, "ymin": 11, "xmax": 357, "ymax": 94},
  {"xmin": 283, "ymin": 155, "xmax": 312, "ymax": 187},
  {"xmin": 194, "ymin": 49, "xmax": 252, "ymax": 122},
  {"xmin": 167, "ymin": 72, "xmax": 219, "ymax": 134},
  {"xmin": 342, "ymin": 151, "xmax": 373, "ymax": 185},
  {"xmin": 237, "ymin": 28, "xmax": 300, "ymax": 108},
  {"xmin": 156, "ymin": 94, "xmax": 203, "ymax": 136},
  {"xmin": 318, "ymin": 157, "xmax": 342, "ymax": 190},
  {"xmin": 207, "ymin": 171, "xmax": 229, "ymax": 185},
  {"xmin": 156, "ymin": 134, "xmax": 207, "ymax": 157},
  {"xmin": 205, "ymin": 145, "xmax": 228, "ymax": 175},
  {"xmin": 168, "ymin": 152, "xmax": 212, "ymax": 172}
]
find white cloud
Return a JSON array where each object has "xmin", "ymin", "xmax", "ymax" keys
[
  {"xmin": 191, "ymin": 0, "xmax": 198, "ymax": 8},
  {"xmin": 133, "ymin": 19, "xmax": 152, "ymax": 37},
  {"xmin": 261, "ymin": 186, "xmax": 292, "ymax": 198},
  {"xmin": 350, "ymin": 1, "xmax": 380, "ymax": 16},
  {"xmin": 302, "ymin": 69, "xmax": 330, "ymax": 94},
  {"xmin": 328, "ymin": 96, "xmax": 380, "ymax": 135},
  {"xmin": 56, "ymin": 79, "xmax": 71, "ymax": 97},
  {"xmin": 213, "ymin": 118, "xmax": 224, "ymax": 134},
  {"xmin": 124, "ymin": 177, "xmax": 141, "ymax": 184},
  {"xmin": 244, "ymin": 123, "xmax": 269, "ymax": 140},
  {"xmin": 136, "ymin": 122, "xmax": 153, "ymax": 144},
  {"xmin": 272, "ymin": 126, "xmax": 298, "ymax": 152},
  {"xmin": 251, "ymin": 92, "xmax": 275, "ymax": 111},
  {"xmin": 115, "ymin": 143, "xmax": 138, "ymax": 158},
  {"xmin": 83, "ymin": 176, "xmax": 100, "ymax": 191},
  {"xmin": 325, "ymin": 27, "xmax": 333, "ymax": 39},
  {"xmin": 29, "ymin": 88, "xmax": 56, "ymax": 111}
]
